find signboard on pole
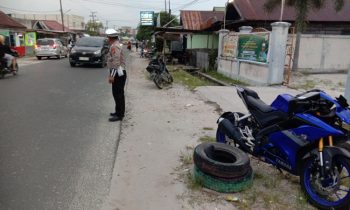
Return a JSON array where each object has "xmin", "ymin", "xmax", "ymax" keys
[
  {"xmin": 237, "ymin": 33, "xmax": 270, "ymax": 63},
  {"xmin": 140, "ymin": 11, "xmax": 154, "ymax": 26},
  {"xmin": 25, "ymin": 32, "xmax": 36, "ymax": 46},
  {"xmin": 222, "ymin": 33, "xmax": 238, "ymax": 57}
]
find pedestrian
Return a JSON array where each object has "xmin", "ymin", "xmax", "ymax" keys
[
  {"xmin": 140, "ymin": 41, "xmax": 145, "ymax": 58},
  {"xmin": 127, "ymin": 41, "xmax": 131, "ymax": 51},
  {"xmin": 135, "ymin": 41, "xmax": 139, "ymax": 52},
  {"xmin": 106, "ymin": 29, "xmax": 127, "ymax": 122}
]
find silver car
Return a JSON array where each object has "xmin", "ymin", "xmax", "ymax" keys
[{"xmin": 35, "ymin": 38, "xmax": 68, "ymax": 60}]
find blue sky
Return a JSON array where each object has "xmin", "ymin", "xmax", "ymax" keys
[{"xmin": 1, "ymin": 0, "xmax": 228, "ymax": 28}]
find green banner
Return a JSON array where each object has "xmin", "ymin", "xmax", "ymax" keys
[
  {"xmin": 25, "ymin": 32, "xmax": 36, "ymax": 46},
  {"xmin": 237, "ymin": 33, "xmax": 269, "ymax": 63}
]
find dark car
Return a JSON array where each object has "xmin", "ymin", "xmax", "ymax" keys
[{"xmin": 69, "ymin": 36, "xmax": 109, "ymax": 67}]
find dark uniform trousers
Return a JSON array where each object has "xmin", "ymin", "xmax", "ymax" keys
[{"xmin": 112, "ymin": 70, "xmax": 127, "ymax": 118}]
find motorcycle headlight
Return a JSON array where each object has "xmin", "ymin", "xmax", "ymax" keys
[{"xmin": 94, "ymin": 49, "xmax": 101, "ymax": 55}]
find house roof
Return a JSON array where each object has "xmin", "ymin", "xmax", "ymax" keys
[
  {"xmin": 0, "ymin": 10, "xmax": 27, "ymax": 30},
  {"xmin": 180, "ymin": 10, "xmax": 224, "ymax": 31},
  {"xmin": 33, "ymin": 20, "xmax": 71, "ymax": 32},
  {"xmin": 231, "ymin": 0, "xmax": 350, "ymax": 22}
]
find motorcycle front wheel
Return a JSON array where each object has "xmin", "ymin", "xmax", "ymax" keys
[
  {"xmin": 301, "ymin": 156, "xmax": 350, "ymax": 210},
  {"xmin": 153, "ymin": 74, "xmax": 164, "ymax": 89}
]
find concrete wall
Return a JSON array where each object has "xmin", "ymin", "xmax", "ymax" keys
[
  {"xmin": 218, "ymin": 58, "xmax": 269, "ymax": 85},
  {"xmin": 187, "ymin": 34, "xmax": 219, "ymax": 49},
  {"xmin": 294, "ymin": 34, "xmax": 350, "ymax": 72}
]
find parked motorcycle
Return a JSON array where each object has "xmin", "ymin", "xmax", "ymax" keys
[
  {"xmin": 216, "ymin": 86, "xmax": 350, "ymax": 210},
  {"xmin": 0, "ymin": 50, "xmax": 19, "ymax": 79},
  {"xmin": 146, "ymin": 55, "xmax": 173, "ymax": 89}
]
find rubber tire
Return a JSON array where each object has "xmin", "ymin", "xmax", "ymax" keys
[
  {"xmin": 193, "ymin": 166, "xmax": 253, "ymax": 193},
  {"xmin": 70, "ymin": 62, "xmax": 76, "ymax": 67},
  {"xmin": 37, "ymin": 56, "xmax": 42, "ymax": 60},
  {"xmin": 300, "ymin": 157, "xmax": 350, "ymax": 210},
  {"xmin": 57, "ymin": 53, "xmax": 61, "ymax": 59},
  {"xmin": 193, "ymin": 142, "xmax": 250, "ymax": 179}
]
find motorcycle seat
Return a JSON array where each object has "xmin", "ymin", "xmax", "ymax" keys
[{"xmin": 246, "ymin": 95, "xmax": 274, "ymax": 113}]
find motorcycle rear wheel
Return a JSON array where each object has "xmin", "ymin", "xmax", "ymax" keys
[{"xmin": 301, "ymin": 156, "xmax": 350, "ymax": 210}]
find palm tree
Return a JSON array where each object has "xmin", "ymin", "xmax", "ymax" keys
[{"xmin": 264, "ymin": 0, "xmax": 345, "ymax": 31}]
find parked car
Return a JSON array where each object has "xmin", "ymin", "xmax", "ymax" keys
[
  {"xmin": 35, "ymin": 38, "xmax": 68, "ymax": 60},
  {"xmin": 69, "ymin": 36, "xmax": 109, "ymax": 68}
]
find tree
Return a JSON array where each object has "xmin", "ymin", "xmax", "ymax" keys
[
  {"xmin": 85, "ymin": 20, "xmax": 104, "ymax": 36},
  {"xmin": 264, "ymin": 0, "xmax": 345, "ymax": 31}
]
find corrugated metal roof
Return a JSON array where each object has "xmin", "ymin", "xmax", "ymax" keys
[
  {"xmin": 34, "ymin": 20, "xmax": 71, "ymax": 32},
  {"xmin": 232, "ymin": 0, "xmax": 350, "ymax": 22},
  {"xmin": 41, "ymin": 20, "xmax": 71, "ymax": 32},
  {"xmin": 181, "ymin": 10, "xmax": 224, "ymax": 31},
  {"xmin": 0, "ymin": 10, "xmax": 27, "ymax": 30}
]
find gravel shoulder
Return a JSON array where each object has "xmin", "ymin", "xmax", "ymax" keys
[
  {"xmin": 101, "ymin": 52, "xmax": 345, "ymax": 210},
  {"xmin": 102, "ymin": 53, "xmax": 232, "ymax": 210}
]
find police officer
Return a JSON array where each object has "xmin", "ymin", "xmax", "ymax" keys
[{"xmin": 106, "ymin": 29, "xmax": 126, "ymax": 122}]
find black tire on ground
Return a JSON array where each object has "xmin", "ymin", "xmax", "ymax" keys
[
  {"xmin": 37, "ymin": 56, "xmax": 42, "ymax": 60},
  {"xmin": 193, "ymin": 142, "xmax": 250, "ymax": 179},
  {"xmin": 70, "ymin": 62, "xmax": 76, "ymax": 67},
  {"xmin": 57, "ymin": 53, "xmax": 61, "ymax": 59},
  {"xmin": 193, "ymin": 166, "xmax": 253, "ymax": 193}
]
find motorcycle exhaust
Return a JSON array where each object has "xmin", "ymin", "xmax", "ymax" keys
[{"xmin": 218, "ymin": 118, "xmax": 252, "ymax": 152}]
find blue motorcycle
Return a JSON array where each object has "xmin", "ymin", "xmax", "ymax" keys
[{"xmin": 216, "ymin": 86, "xmax": 350, "ymax": 210}]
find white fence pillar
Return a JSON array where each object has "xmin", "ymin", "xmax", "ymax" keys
[
  {"xmin": 345, "ymin": 65, "xmax": 350, "ymax": 102},
  {"xmin": 218, "ymin": 29, "xmax": 229, "ymax": 58},
  {"xmin": 268, "ymin": 22, "xmax": 291, "ymax": 85},
  {"xmin": 239, "ymin": 26, "xmax": 253, "ymax": 34}
]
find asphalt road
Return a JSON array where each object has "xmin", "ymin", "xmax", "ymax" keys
[{"xmin": 0, "ymin": 58, "xmax": 120, "ymax": 210}]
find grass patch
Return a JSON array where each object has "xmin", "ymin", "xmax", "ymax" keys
[
  {"xmin": 172, "ymin": 69, "xmax": 215, "ymax": 90},
  {"xmin": 203, "ymin": 127, "xmax": 214, "ymax": 131},
  {"xmin": 179, "ymin": 151, "xmax": 193, "ymax": 166},
  {"xmin": 206, "ymin": 70, "xmax": 248, "ymax": 86},
  {"xmin": 298, "ymin": 79, "xmax": 316, "ymax": 90},
  {"xmin": 186, "ymin": 170, "xmax": 203, "ymax": 190},
  {"xmin": 199, "ymin": 135, "xmax": 216, "ymax": 143}
]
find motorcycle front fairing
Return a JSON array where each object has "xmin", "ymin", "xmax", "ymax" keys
[{"xmin": 267, "ymin": 114, "xmax": 344, "ymax": 174}]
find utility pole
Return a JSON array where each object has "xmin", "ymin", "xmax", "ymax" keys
[
  {"xmin": 59, "ymin": 0, "xmax": 65, "ymax": 31},
  {"xmin": 90, "ymin": 11, "xmax": 97, "ymax": 31},
  {"xmin": 165, "ymin": 0, "xmax": 167, "ymax": 12},
  {"xmin": 169, "ymin": 0, "xmax": 171, "ymax": 18}
]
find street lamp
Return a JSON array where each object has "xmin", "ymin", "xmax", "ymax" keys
[{"xmin": 224, "ymin": 0, "xmax": 234, "ymax": 29}]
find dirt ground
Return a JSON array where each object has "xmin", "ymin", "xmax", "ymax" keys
[{"xmin": 101, "ymin": 53, "xmax": 321, "ymax": 210}]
